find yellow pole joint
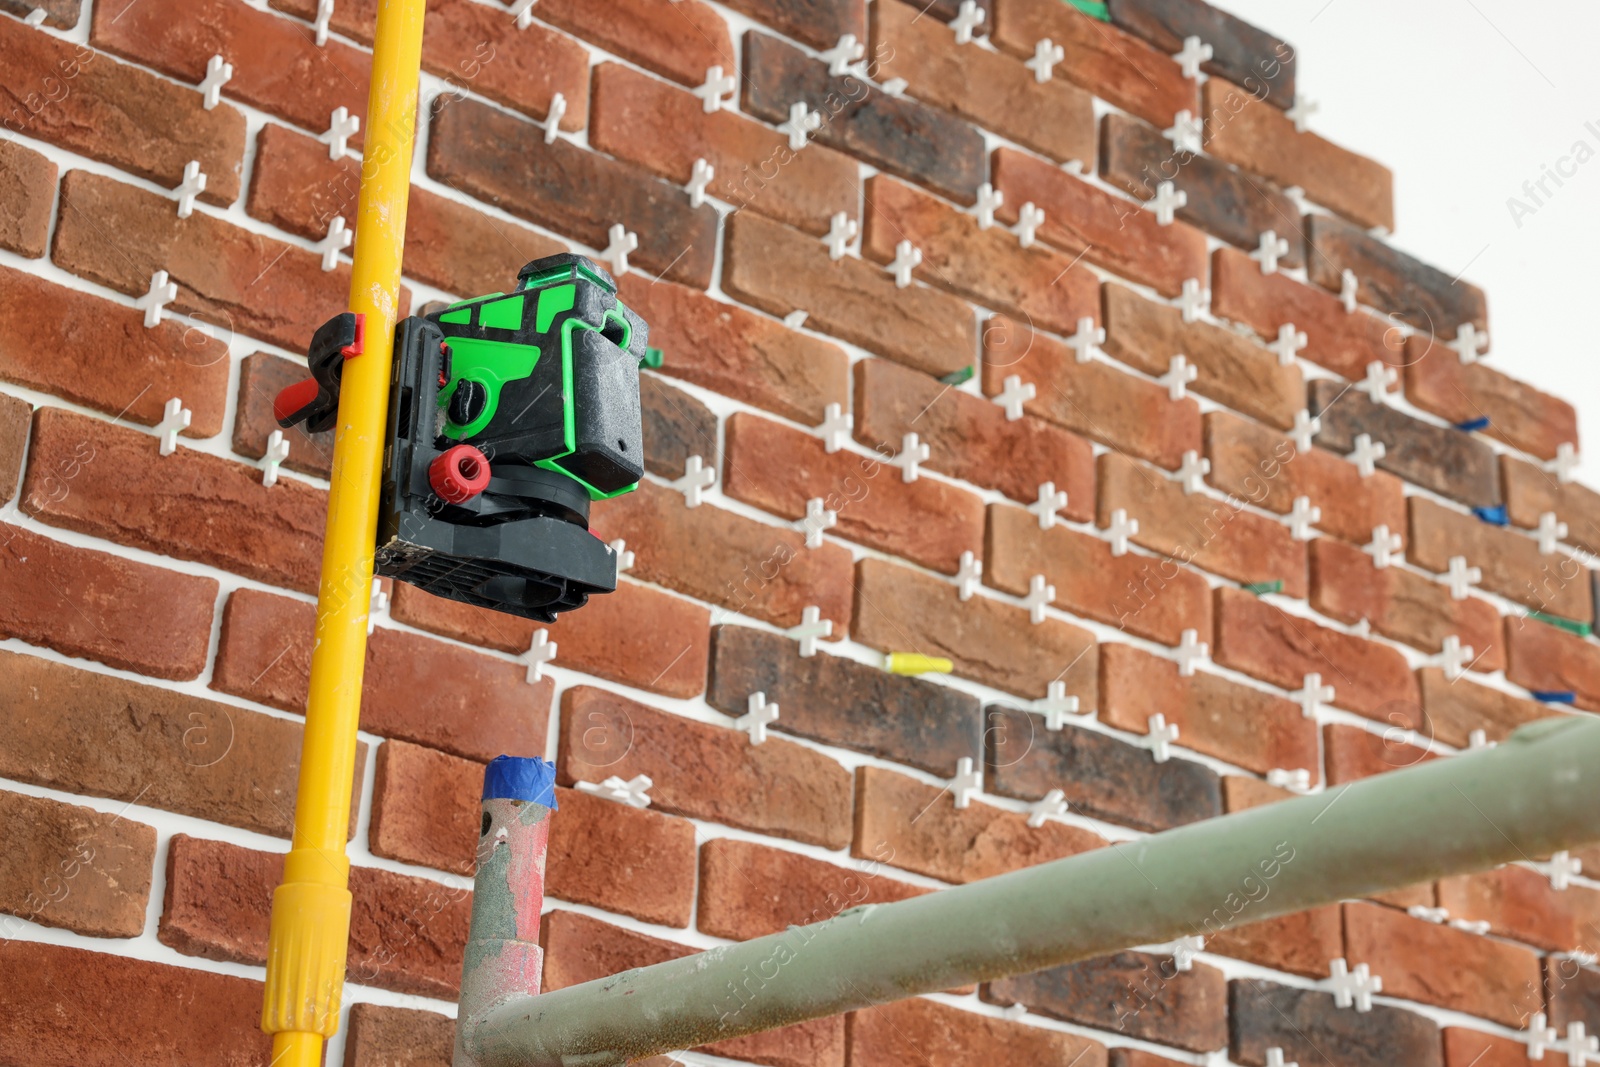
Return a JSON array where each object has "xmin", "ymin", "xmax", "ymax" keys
[{"xmin": 260, "ymin": 0, "xmax": 426, "ymax": 1061}]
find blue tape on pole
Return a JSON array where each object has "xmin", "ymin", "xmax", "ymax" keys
[
  {"xmin": 482, "ymin": 755, "xmax": 559, "ymax": 808},
  {"xmin": 1473, "ymin": 505, "xmax": 1509, "ymax": 526},
  {"xmin": 1455, "ymin": 417, "xmax": 1491, "ymax": 432},
  {"xmin": 1531, "ymin": 691, "xmax": 1577, "ymax": 705}
]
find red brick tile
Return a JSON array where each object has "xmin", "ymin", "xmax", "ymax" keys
[
  {"xmin": 212, "ymin": 588, "xmax": 550, "ymax": 762},
  {"xmin": 0, "ymin": 264, "xmax": 230, "ymax": 436},
  {"xmin": 1437, "ymin": 864, "xmax": 1600, "ymax": 955},
  {"xmin": 991, "ymin": 0, "xmax": 1193, "ymax": 128},
  {"xmin": 0, "ymin": 648, "xmax": 364, "ymax": 840},
  {"xmin": 1106, "ymin": 0, "xmax": 1296, "ymax": 108},
  {"xmin": 849, "ymin": 996, "xmax": 1107, "ymax": 1067},
  {"xmin": 1204, "ymin": 907, "xmax": 1340, "ymax": 979},
  {"xmin": 0, "ymin": 138, "xmax": 56, "ymax": 257},
  {"xmin": 853, "ymin": 765, "xmax": 1103, "ymax": 884},
  {"xmin": 993, "ymin": 146, "xmax": 1208, "ymax": 298},
  {"xmin": 2, "ymin": 21, "xmax": 245, "ymax": 204},
  {"xmin": 345, "ymin": 1003, "xmax": 454, "ymax": 1067},
  {"xmin": 1310, "ymin": 536, "xmax": 1504, "ymax": 672},
  {"xmin": 0, "ymin": 392, "xmax": 28, "ymax": 505},
  {"xmin": 1213, "ymin": 587, "xmax": 1420, "ymax": 723},
  {"xmin": 540, "ymin": 0, "xmax": 732, "ymax": 89},
  {"xmin": 1231, "ymin": 978, "xmax": 1442, "ymax": 1067},
  {"xmin": 724, "ymin": 210, "xmax": 976, "ymax": 379},
  {"xmin": 0, "ymin": 787, "xmax": 156, "ymax": 938},
  {"xmin": 1343, "ymin": 900, "xmax": 1541, "ymax": 1026},
  {"xmin": 159, "ymin": 834, "xmax": 470, "ymax": 998},
  {"xmin": 1418, "ymin": 668, "xmax": 1561, "ymax": 749},
  {"xmin": 0, "ymin": 939, "xmax": 272, "ymax": 1067},
  {"xmin": 232, "ymin": 351, "xmax": 336, "ymax": 479},
  {"xmin": 723, "ymin": 411, "xmax": 984, "ymax": 575},
  {"xmin": 1204, "ymin": 410, "xmax": 1405, "ymax": 548},
  {"xmin": 591, "ymin": 478, "xmax": 855, "ymax": 632},
  {"xmin": 22, "ymin": 408, "xmax": 325, "ymax": 593},
  {"xmin": 53, "ymin": 170, "xmax": 361, "ymax": 353},
  {"xmin": 370, "ymin": 740, "xmax": 481, "ymax": 876},
  {"xmin": 1409, "ymin": 496, "xmax": 1592, "ymax": 622},
  {"xmin": 1503, "ymin": 454, "xmax": 1600, "ymax": 557},
  {"xmin": 547, "ymin": 785, "xmax": 698, "ymax": 927},
  {"xmin": 987, "ymin": 502, "xmax": 1211, "ymax": 647},
  {"xmin": 722, "ymin": 0, "xmax": 862, "ymax": 51},
  {"xmin": 619, "ymin": 274, "xmax": 848, "ymax": 427},
  {"xmin": 1506, "ymin": 616, "xmax": 1600, "ymax": 712},
  {"xmin": 1443, "ymin": 1028, "xmax": 1536, "ymax": 1067},
  {"xmin": 982, "ymin": 314, "xmax": 1202, "ymax": 472},
  {"xmin": 1203, "ymin": 78, "xmax": 1393, "ymax": 232},
  {"xmin": 0, "ymin": 522, "xmax": 217, "ymax": 679},
  {"xmin": 1098, "ymin": 451, "xmax": 1308, "ymax": 597},
  {"xmin": 854, "ymin": 556, "xmax": 1098, "ymax": 704},
  {"xmin": 592, "ymin": 61, "xmax": 856, "ymax": 237},
  {"xmin": 1324, "ymin": 722, "xmax": 1438, "ymax": 784},
  {"xmin": 1100, "ymin": 643, "xmax": 1315, "ymax": 776},
  {"xmin": 1308, "ymin": 216, "xmax": 1487, "ymax": 341}
]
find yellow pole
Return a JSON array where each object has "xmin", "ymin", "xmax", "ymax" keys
[{"xmin": 259, "ymin": 1, "xmax": 425, "ymax": 1062}]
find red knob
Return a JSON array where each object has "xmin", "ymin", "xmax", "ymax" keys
[
  {"xmin": 273, "ymin": 377, "xmax": 322, "ymax": 427},
  {"xmin": 429, "ymin": 444, "xmax": 491, "ymax": 504}
]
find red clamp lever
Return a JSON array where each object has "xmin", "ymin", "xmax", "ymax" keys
[{"xmin": 274, "ymin": 312, "xmax": 365, "ymax": 433}]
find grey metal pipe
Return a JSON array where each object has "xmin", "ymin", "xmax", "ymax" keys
[{"xmin": 463, "ymin": 714, "xmax": 1600, "ymax": 1067}]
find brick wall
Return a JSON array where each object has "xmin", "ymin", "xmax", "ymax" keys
[{"xmin": 1, "ymin": 1, "xmax": 1598, "ymax": 1066}]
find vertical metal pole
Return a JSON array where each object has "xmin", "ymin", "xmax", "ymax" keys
[
  {"xmin": 454, "ymin": 757, "xmax": 559, "ymax": 1067},
  {"xmin": 258, "ymin": 2, "xmax": 426, "ymax": 1062}
]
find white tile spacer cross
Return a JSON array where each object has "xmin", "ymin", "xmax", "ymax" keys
[
  {"xmin": 820, "ymin": 33, "xmax": 865, "ymax": 76},
  {"xmin": 1436, "ymin": 634, "xmax": 1473, "ymax": 681},
  {"xmin": 1023, "ymin": 574, "xmax": 1054, "ymax": 624},
  {"xmin": 1148, "ymin": 180, "xmax": 1187, "ymax": 226},
  {"xmin": 1066, "ymin": 316, "xmax": 1105, "ymax": 363},
  {"xmin": 1168, "ymin": 934, "xmax": 1205, "ymax": 971},
  {"xmin": 1527, "ymin": 1013, "xmax": 1562, "ymax": 1061},
  {"xmin": 1264, "ymin": 1049, "xmax": 1299, "ymax": 1067},
  {"xmin": 319, "ymin": 106, "xmax": 360, "ymax": 159},
  {"xmin": 137, "ymin": 270, "xmax": 179, "ymax": 328},
  {"xmin": 24, "ymin": 6, "xmax": 45, "ymax": 23},
  {"xmin": 1271, "ymin": 323, "xmax": 1307, "ymax": 366},
  {"xmin": 601, "ymin": 223, "xmax": 639, "ymax": 278},
  {"xmin": 686, "ymin": 157, "xmax": 714, "ymax": 207},
  {"xmin": 1547, "ymin": 442, "xmax": 1580, "ymax": 484},
  {"xmin": 1141, "ymin": 713, "xmax": 1179, "ymax": 762},
  {"xmin": 367, "ymin": 578, "xmax": 389, "ymax": 635},
  {"xmin": 1172, "ymin": 35, "xmax": 1213, "ymax": 78},
  {"xmin": 823, "ymin": 211, "xmax": 858, "ymax": 259},
  {"xmin": 1014, "ymin": 202, "xmax": 1046, "ymax": 248},
  {"xmin": 1289, "ymin": 409, "xmax": 1320, "ymax": 453},
  {"xmin": 1160, "ymin": 354, "xmax": 1197, "ymax": 401},
  {"xmin": 948, "ymin": 0, "xmax": 985, "ymax": 44},
  {"xmin": 994, "ymin": 374, "xmax": 1036, "ymax": 420},
  {"xmin": 1296, "ymin": 673, "xmax": 1336, "ymax": 718},
  {"xmin": 314, "ymin": 0, "xmax": 334, "ymax": 45},
  {"xmin": 1349, "ymin": 433, "xmax": 1385, "ymax": 478},
  {"xmin": 671, "ymin": 454, "xmax": 716, "ymax": 507},
  {"xmin": 787, "ymin": 605, "xmax": 833, "ymax": 657},
  {"xmin": 1165, "ymin": 110, "xmax": 1204, "ymax": 154},
  {"xmin": 1408, "ymin": 905, "xmax": 1450, "ymax": 924},
  {"xmin": 1286, "ymin": 93, "xmax": 1319, "ymax": 133},
  {"xmin": 1250, "ymin": 230, "xmax": 1290, "ymax": 274},
  {"xmin": 1107, "ymin": 508, "xmax": 1139, "ymax": 557},
  {"xmin": 800, "ymin": 497, "xmax": 837, "ymax": 548},
  {"xmin": 1468, "ymin": 728, "xmax": 1495, "ymax": 751},
  {"xmin": 888, "ymin": 240, "xmax": 922, "ymax": 288},
  {"xmin": 1026, "ymin": 788, "xmax": 1068, "ymax": 827},
  {"xmin": 1533, "ymin": 851, "xmax": 1583, "ymax": 891},
  {"xmin": 315, "ymin": 216, "xmax": 352, "ymax": 271},
  {"xmin": 201, "ymin": 55, "xmax": 233, "ymax": 110},
  {"xmin": 694, "ymin": 65, "xmax": 736, "ymax": 113},
  {"xmin": 523, "ymin": 628, "xmax": 557, "ymax": 683},
  {"xmin": 1267, "ymin": 768, "xmax": 1313, "ymax": 793},
  {"xmin": 609, "ymin": 538, "xmax": 634, "ymax": 575},
  {"xmin": 1029, "ymin": 481, "xmax": 1068, "ymax": 529},
  {"xmin": 880, "ymin": 77, "xmax": 909, "ymax": 97},
  {"xmin": 1555, "ymin": 1022, "xmax": 1600, "ymax": 1066},
  {"xmin": 1357, "ymin": 360, "xmax": 1397, "ymax": 404},
  {"xmin": 1451, "ymin": 322, "xmax": 1489, "ymax": 365},
  {"xmin": 1339, "ymin": 268, "xmax": 1359, "ymax": 313},
  {"xmin": 1287, "ymin": 495, "xmax": 1321, "ymax": 541},
  {"xmin": 1178, "ymin": 277, "xmax": 1209, "ymax": 323},
  {"xmin": 973, "ymin": 182, "xmax": 1004, "ymax": 229},
  {"xmin": 1326, "ymin": 959, "xmax": 1382, "ymax": 1012},
  {"xmin": 784, "ymin": 310, "xmax": 809, "ymax": 329},
  {"xmin": 1364, "ymin": 524, "xmax": 1402, "ymax": 569},
  {"xmin": 576, "ymin": 774, "xmax": 652, "ymax": 809},
  {"xmin": 173, "ymin": 161, "xmax": 207, "ymax": 219},
  {"xmin": 778, "ymin": 101, "xmax": 823, "ymax": 150},
  {"xmin": 891, "ymin": 432, "xmax": 929, "ymax": 483},
  {"xmin": 156, "ymin": 397, "xmax": 191, "ymax": 456},
  {"xmin": 949, "ymin": 756, "xmax": 982, "ymax": 808},
  {"xmin": 542, "ymin": 92, "xmax": 567, "ymax": 144},
  {"xmin": 508, "ymin": 0, "xmax": 536, "ymax": 29},
  {"xmin": 1034, "ymin": 681, "xmax": 1081, "ymax": 729},
  {"xmin": 1025, "ymin": 37, "xmax": 1065, "ymax": 82},
  {"xmin": 1538, "ymin": 511, "xmax": 1569, "ymax": 555},
  {"xmin": 1175, "ymin": 627, "xmax": 1208, "ymax": 676},
  {"xmin": 261, "ymin": 429, "xmax": 291, "ymax": 487},
  {"xmin": 818, "ymin": 402, "xmax": 851, "ymax": 453},
  {"xmin": 957, "ymin": 550, "xmax": 983, "ymax": 601},
  {"xmin": 737, "ymin": 691, "xmax": 779, "ymax": 745},
  {"xmin": 1177, "ymin": 450, "xmax": 1210, "ymax": 494}
]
